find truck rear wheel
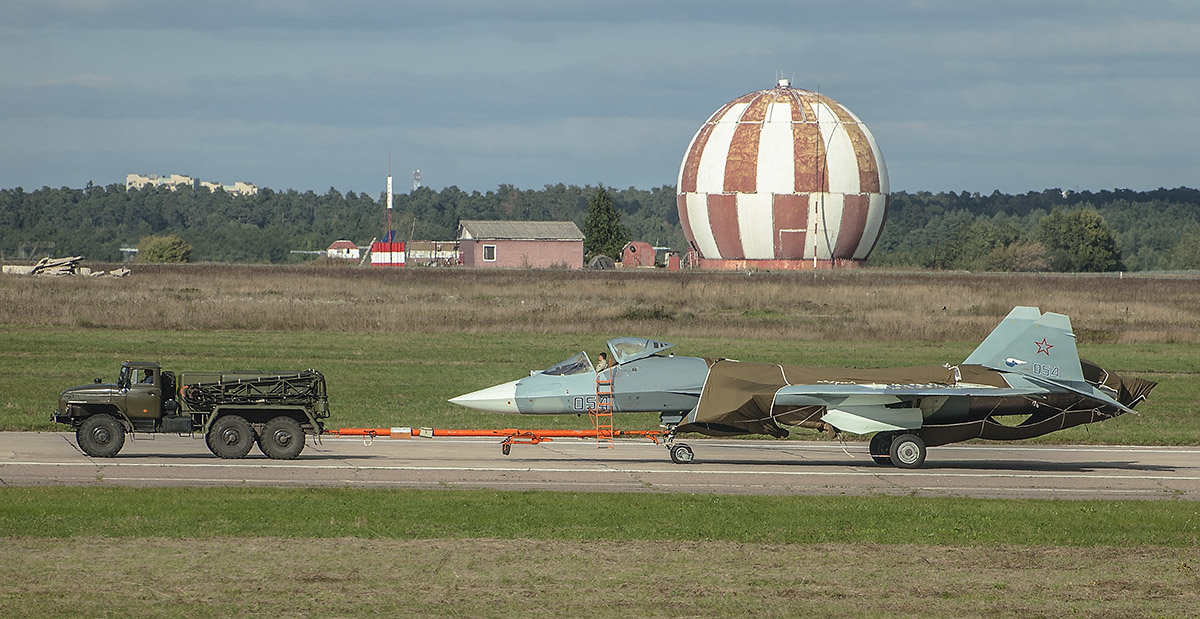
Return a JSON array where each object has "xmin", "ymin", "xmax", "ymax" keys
[
  {"xmin": 77, "ymin": 414, "xmax": 125, "ymax": 457},
  {"xmin": 258, "ymin": 416, "xmax": 305, "ymax": 460},
  {"xmin": 207, "ymin": 415, "xmax": 255, "ymax": 459}
]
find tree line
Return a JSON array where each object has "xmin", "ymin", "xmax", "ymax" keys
[
  {"xmin": 2, "ymin": 182, "xmax": 1198, "ymax": 270},
  {"xmin": 0, "ymin": 182, "xmax": 682, "ymax": 263},
  {"xmin": 869, "ymin": 187, "xmax": 1200, "ymax": 271}
]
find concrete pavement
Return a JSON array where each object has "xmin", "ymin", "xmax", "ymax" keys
[{"xmin": 1, "ymin": 432, "xmax": 1198, "ymax": 500}]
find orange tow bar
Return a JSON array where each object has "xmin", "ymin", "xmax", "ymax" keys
[{"xmin": 328, "ymin": 427, "xmax": 665, "ymax": 455}]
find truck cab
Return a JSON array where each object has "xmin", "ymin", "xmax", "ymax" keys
[
  {"xmin": 55, "ymin": 362, "xmax": 178, "ymax": 427},
  {"xmin": 122, "ymin": 362, "xmax": 162, "ymax": 419}
]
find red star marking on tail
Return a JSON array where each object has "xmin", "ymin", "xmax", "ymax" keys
[{"xmin": 1035, "ymin": 338, "xmax": 1053, "ymax": 355}]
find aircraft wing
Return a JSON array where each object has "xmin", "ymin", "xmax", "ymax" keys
[
  {"xmin": 774, "ymin": 383, "xmax": 1044, "ymax": 399},
  {"xmin": 772, "ymin": 383, "xmax": 1048, "ymax": 435}
]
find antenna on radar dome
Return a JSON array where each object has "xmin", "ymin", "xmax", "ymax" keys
[
  {"xmin": 812, "ymin": 83, "xmax": 834, "ymax": 269},
  {"xmin": 813, "ymin": 82, "xmax": 835, "ymax": 268},
  {"xmin": 813, "ymin": 84, "xmax": 820, "ymax": 269}
]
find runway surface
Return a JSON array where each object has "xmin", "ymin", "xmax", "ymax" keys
[{"xmin": 2, "ymin": 431, "xmax": 1198, "ymax": 500}]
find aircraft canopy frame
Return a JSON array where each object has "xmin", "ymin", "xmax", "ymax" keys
[
  {"xmin": 541, "ymin": 352, "xmax": 594, "ymax": 376},
  {"xmin": 607, "ymin": 337, "xmax": 675, "ymax": 365}
]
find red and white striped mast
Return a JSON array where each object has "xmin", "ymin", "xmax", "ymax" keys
[{"xmin": 386, "ymin": 154, "xmax": 393, "ymax": 243}]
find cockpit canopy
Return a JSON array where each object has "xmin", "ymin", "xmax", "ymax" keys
[
  {"xmin": 541, "ymin": 351, "xmax": 593, "ymax": 376},
  {"xmin": 538, "ymin": 338, "xmax": 676, "ymax": 377},
  {"xmin": 607, "ymin": 337, "xmax": 675, "ymax": 365}
]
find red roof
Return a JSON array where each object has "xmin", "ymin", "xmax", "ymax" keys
[{"xmin": 327, "ymin": 240, "xmax": 357, "ymax": 250}]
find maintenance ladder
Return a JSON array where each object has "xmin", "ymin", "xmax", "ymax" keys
[{"xmin": 590, "ymin": 370, "xmax": 614, "ymax": 448}]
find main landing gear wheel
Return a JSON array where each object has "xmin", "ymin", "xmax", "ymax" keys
[
  {"xmin": 889, "ymin": 433, "xmax": 927, "ymax": 469},
  {"xmin": 207, "ymin": 415, "xmax": 256, "ymax": 459},
  {"xmin": 258, "ymin": 416, "xmax": 305, "ymax": 460},
  {"xmin": 869, "ymin": 432, "xmax": 895, "ymax": 466},
  {"xmin": 669, "ymin": 443, "xmax": 694, "ymax": 464},
  {"xmin": 77, "ymin": 414, "xmax": 125, "ymax": 457}
]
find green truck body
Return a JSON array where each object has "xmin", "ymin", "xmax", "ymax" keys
[{"xmin": 53, "ymin": 361, "xmax": 329, "ymax": 459}]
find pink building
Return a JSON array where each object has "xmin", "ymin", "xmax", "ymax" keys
[{"xmin": 457, "ymin": 220, "xmax": 583, "ymax": 269}]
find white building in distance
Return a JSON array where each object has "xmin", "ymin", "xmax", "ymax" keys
[
  {"xmin": 126, "ymin": 173, "xmax": 258, "ymax": 196},
  {"xmin": 325, "ymin": 240, "xmax": 361, "ymax": 260}
]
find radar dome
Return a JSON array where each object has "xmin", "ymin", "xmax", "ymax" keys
[{"xmin": 676, "ymin": 80, "xmax": 888, "ymax": 268}]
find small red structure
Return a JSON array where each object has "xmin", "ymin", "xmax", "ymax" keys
[
  {"xmin": 621, "ymin": 241, "xmax": 655, "ymax": 268},
  {"xmin": 369, "ymin": 241, "xmax": 405, "ymax": 267}
]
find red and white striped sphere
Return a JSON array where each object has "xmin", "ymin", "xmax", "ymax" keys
[{"xmin": 676, "ymin": 80, "xmax": 889, "ymax": 264}]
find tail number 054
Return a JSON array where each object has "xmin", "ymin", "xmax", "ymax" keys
[{"xmin": 572, "ymin": 396, "xmax": 599, "ymax": 411}]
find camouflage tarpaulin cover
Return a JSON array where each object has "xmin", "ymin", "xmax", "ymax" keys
[{"xmin": 676, "ymin": 358, "xmax": 1155, "ymax": 442}]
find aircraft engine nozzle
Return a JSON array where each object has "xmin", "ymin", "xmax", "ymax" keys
[{"xmin": 449, "ymin": 379, "xmax": 521, "ymax": 413}]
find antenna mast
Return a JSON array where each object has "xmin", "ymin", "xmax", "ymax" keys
[{"xmin": 386, "ymin": 155, "xmax": 393, "ymax": 243}]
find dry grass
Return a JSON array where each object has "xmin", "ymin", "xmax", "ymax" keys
[
  {"xmin": 4, "ymin": 263, "xmax": 1199, "ymax": 343},
  {"xmin": 3, "ymin": 537, "xmax": 1196, "ymax": 617}
]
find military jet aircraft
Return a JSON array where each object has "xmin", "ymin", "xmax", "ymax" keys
[{"xmin": 450, "ymin": 307, "xmax": 1156, "ymax": 467}]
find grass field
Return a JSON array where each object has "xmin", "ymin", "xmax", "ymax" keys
[
  {"xmin": 3, "ymin": 328, "xmax": 1196, "ymax": 443},
  {"xmin": 3, "ymin": 265, "xmax": 1199, "ymax": 616},
  {"xmin": 6, "ymin": 487, "xmax": 1198, "ymax": 544},
  {"xmin": 1, "ymin": 488, "xmax": 1198, "ymax": 616}
]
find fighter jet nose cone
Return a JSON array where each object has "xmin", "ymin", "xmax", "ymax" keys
[{"xmin": 449, "ymin": 379, "xmax": 520, "ymax": 413}]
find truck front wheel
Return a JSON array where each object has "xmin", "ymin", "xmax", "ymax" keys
[
  {"xmin": 77, "ymin": 414, "xmax": 125, "ymax": 457},
  {"xmin": 207, "ymin": 415, "xmax": 255, "ymax": 459},
  {"xmin": 258, "ymin": 416, "xmax": 305, "ymax": 460}
]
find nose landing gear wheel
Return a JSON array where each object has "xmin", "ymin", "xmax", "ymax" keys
[{"xmin": 669, "ymin": 443, "xmax": 694, "ymax": 464}]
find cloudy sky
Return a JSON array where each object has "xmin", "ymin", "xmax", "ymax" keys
[{"xmin": 3, "ymin": 1, "xmax": 1197, "ymax": 195}]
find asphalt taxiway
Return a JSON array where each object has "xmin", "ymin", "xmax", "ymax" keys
[{"xmin": 1, "ymin": 432, "xmax": 1197, "ymax": 500}]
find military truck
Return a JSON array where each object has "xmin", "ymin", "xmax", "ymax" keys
[{"xmin": 53, "ymin": 361, "xmax": 329, "ymax": 459}]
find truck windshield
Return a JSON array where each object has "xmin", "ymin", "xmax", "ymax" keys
[
  {"xmin": 118, "ymin": 365, "xmax": 131, "ymax": 388},
  {"xmin": 541, "ymin": 352, "xmax": 593, "ymax": 376}
]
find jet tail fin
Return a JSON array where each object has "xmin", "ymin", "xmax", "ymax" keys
[{"xmin": 963, "ymin": 306, "xmax": 1084, "ymax": 383}]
